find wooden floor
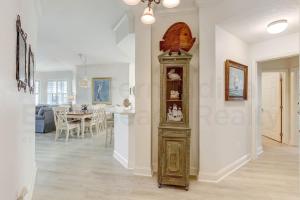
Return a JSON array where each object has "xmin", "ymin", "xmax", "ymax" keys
[{"xmin": 33, "ymin": 133, "xmax": 300, "ymax": 200}]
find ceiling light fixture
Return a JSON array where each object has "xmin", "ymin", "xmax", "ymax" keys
[
  {"xmin": 141, "ymin": 7, "xmax": 156, "ymax": 24},
  {"xmin": 78, "ymin": 54, "xmax": 89, "ymax": 89},
  {"xmin": 267, "ymin": 19, "xmax": 288, "ymax": 34},
  {"xmin": 123, "ymin": 0, "xmax": 180, "ymax": 25}
]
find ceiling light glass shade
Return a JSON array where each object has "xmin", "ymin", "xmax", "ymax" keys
[
  {"xmin": 141, "ymin": 7, "xmax": 156, "ymax": 25},
  {"xmin": 123, "ymin": 0, "xmax": 140, "ymax": 5},
  {"xmin": 267, "ymin": 20, "xmax": 288, "ymax": 34},
  {"xmin": 79, "ymin": 78, "xmax": 89, "ymax": 88},
  {"xmin": 162, "ymin": 0, "xmax": 180, "ymax": 8}
]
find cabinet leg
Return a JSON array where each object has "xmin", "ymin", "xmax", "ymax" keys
[
  {"xmin": 158, "ymin": 184, "xmax": 162, "ymax": 188},
  {"xmin": 185, "ymin": 186, "xmax": 189, "ymax": 191}
]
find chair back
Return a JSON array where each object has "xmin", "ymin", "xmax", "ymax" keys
[
  {"xmin": 89, "ymin": 105, "xmax": 99, "ymax": 123},
  {"xmin": 53, "ymin": 107, "xmax": 69, "ymax": 129}
]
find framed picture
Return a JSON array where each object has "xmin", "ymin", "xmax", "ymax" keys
[
  {"xmin": 92, "ymin": 77, "xmax": 112, "ymax": 104},
  {"xmin": 225, "ymin": 60, "xmax": 248, "ymax": 101},
  {"xmin": 16, "ymin": 15, "xmax": 27, "ymax": 92},
  {"xmin": 28, "ymin": 46, "xmax": 35, "ymax": 94}
]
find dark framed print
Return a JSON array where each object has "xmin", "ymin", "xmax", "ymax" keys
[
  {"xmin": 16, "ymin": 15, "xmax": 28, "ymax": 92},
  {"xmin": 28, "ymin": 46, "xmax": 35, "ymax": 94},
  {"xmin": 225, "ymin": 60, "xmax": 248, "ymax": 101}
]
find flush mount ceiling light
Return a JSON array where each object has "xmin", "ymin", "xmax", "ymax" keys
[
  {"xmin": 123, "ymin": 0, "xmax": 180, "ymax": 25},
  {"xmin": 267, "ymin": 19, "xmax": 288, "ymax": 34}
]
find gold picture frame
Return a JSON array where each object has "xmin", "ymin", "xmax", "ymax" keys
[
  {"xmin": 92, "ymin": 77, "xmax": 112, "ymax": 105},
  {"xmin": 225, "ymin": 60, "xmax": 248, "ymax": 101}
]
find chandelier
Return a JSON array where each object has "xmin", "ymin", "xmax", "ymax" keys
[
  {"xmin": 78, "ymin": 54, "xmax": 89, "ymax": 89},
  {"xmin": 123, "ymin": 0, "xmax": 180, "ymax": 25}
]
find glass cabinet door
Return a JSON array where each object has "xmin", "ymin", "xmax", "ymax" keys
[{"xmin": 165, "ymin": 66, "xmax": 184, "ymax": 123}]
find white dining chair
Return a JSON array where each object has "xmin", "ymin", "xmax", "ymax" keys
[
  {"xmin": 84, "ymin": 108, "xmax": 99, "ymax": 136},
  {"xmin": 53, "ymin": 107, "xmax": 80, "ymax": 142},
  {"xmin": 105, "ymin": 112, "xmax": 114, "ymax": 147},
  {"xmin": 97, "ymin": 108, "xmax": 106, "ymax": 133}
]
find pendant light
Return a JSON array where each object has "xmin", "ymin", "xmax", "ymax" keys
[
  {"xmin": 123, "ymin": 0, "xmax": 180, "ymax": 25},
  {"xmin": 162, "ymin": 0, "xmax": 180, "ymax": 8},
  {"xmin": 78, "ymin": 54, "xmax": 89, "ymax": 88},
  {"xmin": 123, "ymin": 0, "xmax": 140, "ymax": 5},
  {"xmin": 141, "ymin": 7, "xmax": 156, "ymax": 25}
]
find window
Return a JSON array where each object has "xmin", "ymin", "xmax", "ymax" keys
[
  {"xmin": 35, "ymin": 81, "xmax": 40, "ymax": 105},
  {"xmin": 47, "ymin": 80, "xmax": 68, "ymax": 105}
]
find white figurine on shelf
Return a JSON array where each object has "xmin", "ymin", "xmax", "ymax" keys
[
  {"xmin": 170, "ymin": 90, "xmax": 180, "ymax": 99},
  {"xmin": 167, "ymin": 104, "xmax": 183, "ymax": 122},
  {"xmin": 168, "ymin": 106, "xmax": 173, "ymax": 120},
  {"xmin": 177, "ymin": 107, "xmax": 183, "ymax": 120},
  {"xmin": 168, "ymin": 69, "xmax": 181, "ymax": 80}
]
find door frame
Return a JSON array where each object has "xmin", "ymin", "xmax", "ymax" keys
[
  {"xmin": 251, "ymin": 52, "xmax": 299, "ymax": 159},
  {"xmin": 289, "ymin": 67, "xmax": 299, "ymax": 146}
]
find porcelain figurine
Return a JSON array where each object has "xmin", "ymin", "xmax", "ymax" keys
[
  {"xmin": 123, "ymin": 98, "xmax": 131, "ymax": 108},
  {"xmin": 168, "ymin": 69, "xmax": 181, "ymax": 80},
  {"xmin": 170, "ymin": 90, "xmax": 180, "ymax": 99},
  {"xmin": 167, "ymin": 104, "xmax": 183, "ymax": 122}
]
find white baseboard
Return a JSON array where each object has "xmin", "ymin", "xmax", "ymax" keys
[
  {"xmin": 257, "ymin": 146, "xmax": 263, "ymax": 156},
  {"xmin": 28, "ymin": 163, "xmax": 37, "ymax": 200},
  {"xmin": 113, "ymin": 151, "xmax": 129, "ymax": 169},
  {"xmin": 134, "ymin": 167, "xmax": 153, "ymax": 177},
  {"xmin": 198, "ymin": 154, "xmax": 250, "ymax": 183}
]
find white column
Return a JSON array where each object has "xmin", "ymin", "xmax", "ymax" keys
[{"xmin": 133, "ymin": 14, "xmax": 152, "ymax": 176}]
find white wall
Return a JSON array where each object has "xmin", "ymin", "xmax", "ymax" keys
[
  {"xmin": 76, "ymin": 64, "xmax": 129, "ymax": 106},
  {"xmin": 198, "ymin": 2, "xmax": 253, "ymax": 181},
  {"xmin": 0, "ymin": 0, "xmax": 37, "ymax": 199},
  {"xmin": 215, "ymin": 25, "xmax": 251, "ymax": 170},
  {"xmin": 35, "ymin": 71, "xmax": 74, "ymax": 104},
  {"xmin": 133, "ymin": 12, "xmax": 152, "ymax": 176},
  {"xmin": 151, "ymin": 9, "xmax": 199, "ymax": 175},
  {"xmin": 250, "ymin": 33, "xmax": 299, "ymax": 62}
]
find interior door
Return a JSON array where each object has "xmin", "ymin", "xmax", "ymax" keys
[{"xmin": 260, "ymin": 72, "xmax": 282, "ymax": 142}]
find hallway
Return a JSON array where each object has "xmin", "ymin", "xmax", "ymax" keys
[{"xmin": 33, "ymin": 133, "xmax": 300, "ymax": 200}]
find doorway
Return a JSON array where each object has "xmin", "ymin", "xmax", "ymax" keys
[{"xmin": 258, "ymin": 55, "xmax": 299, "ymax": 146}]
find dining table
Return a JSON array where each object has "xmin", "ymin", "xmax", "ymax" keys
[{"xmin": 67, "ymin": 111, "xmax": 92, "ymax": 137}]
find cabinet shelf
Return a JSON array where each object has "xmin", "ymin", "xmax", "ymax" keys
[
  {"xmin": 167, "ymin": 79, "xmax": 182, "ymax": 82},
  {"xmin": 167, "ymin": 99, "xmax": 182, "ymax": 102}
]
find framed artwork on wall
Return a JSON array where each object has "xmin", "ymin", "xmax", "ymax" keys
[
  {"xmin": 28, "ymin": 46, "xmax": 35, "ymax": 94},
  {"xmin": 16, "ymin": 15, "xmax": 28, "ymax": 92},
  {"xmin": 92, "ymin": 77, "xmax": 112, "ymax": 104},
  {"xmin": 225, "ymin": 60, "xmax": 248, "ymax": 101}
]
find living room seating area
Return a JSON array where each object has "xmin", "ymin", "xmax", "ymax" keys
[{"xmin": 35, "ymin": 105, "xmax": 56, "ymax": 133}]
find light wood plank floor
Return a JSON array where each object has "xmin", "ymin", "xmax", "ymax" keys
[{"xmin": 33, "ymin": 133, "xmax": 299, "ymax": 200}]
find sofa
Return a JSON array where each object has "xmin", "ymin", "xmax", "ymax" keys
[{"xmin": 35, "ymin": 105, "xmax": 56, "ymax": 133}]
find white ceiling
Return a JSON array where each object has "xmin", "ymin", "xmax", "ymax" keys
[
  {"xmin": 217, "ymin": 0, "xmax": 299, "ymax": 44},
  {"xmin": 37, "ymin": 0, "xmax": 130, "ymax": 71},
  {"xmin": 37, "ymin": 0, "xmax": 299, "ymax": 71},
  {"xmin": 36, "ymin": 0, "xmax": 198, "ymax": 71}
]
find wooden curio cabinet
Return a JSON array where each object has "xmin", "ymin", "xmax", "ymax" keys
[{"xmin": 158, "ymin": 51, "xmax": 192, "ymax": 190}]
